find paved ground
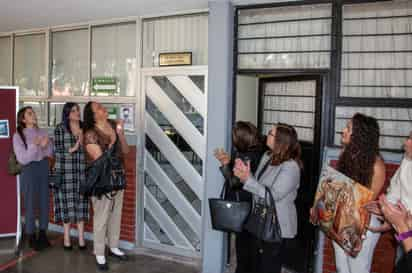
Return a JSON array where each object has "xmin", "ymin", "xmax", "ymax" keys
[{"xmin": 0, "ymin": 234, "xmax": 199, "ymax": 273}]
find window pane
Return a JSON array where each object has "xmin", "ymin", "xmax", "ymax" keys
[
  {"xmin": 19, "ymin": 102, "xmax": 47, "ymax": 128},
  {"xmin": 14, "ymin": 34, "xmax": 46, "ymax": 96},
  {"xmin": 0, "ymin": 36, "xmax": 11, "ymax": 85},
  {"xmin": 52, "ymin": 29, "xmax": 89, "ymax": 96},
  {"xmin": 91, "ymin": 23, "xmax": 136, "ymax": 97},
  {"xmin": 341, "ymin": 1, "xmax": 412, "ymax": 98},
  {"xmin": 143, "ymin": 14, "xmax": 208, "ymax": 67},
  {"xmin": 334, "ymin": 106, "xmax": 412, "ymax": 150}
]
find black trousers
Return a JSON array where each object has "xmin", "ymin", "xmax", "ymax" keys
[
  {"xmin": 235, "ymin": 231, "xmax": 254, "ymax": 273},
  {"xmin": 250, "ymin": 236, "xmax": 285, "ymax": 273}
]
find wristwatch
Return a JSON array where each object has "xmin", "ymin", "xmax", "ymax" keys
[{"xmin": 395, "ymin": 230, "xmax": 412, "ymax": 242}]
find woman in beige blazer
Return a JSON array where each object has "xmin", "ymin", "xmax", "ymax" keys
[{"xmin": 234, "ymin": 123, "xmax": 302, "ymax": 273}]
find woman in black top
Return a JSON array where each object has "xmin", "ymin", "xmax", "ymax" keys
[
  {"xmin": 214, "ymin": 121, "xmax": 265, "ymax": 273},
  {"xmin": 83, "ymin": 101, "xmax": 129, "ymax": 271}
]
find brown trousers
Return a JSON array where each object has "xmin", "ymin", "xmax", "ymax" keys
[{"xmin": 91, "ymin": 190, "xmax": 124, "ymax": 256}]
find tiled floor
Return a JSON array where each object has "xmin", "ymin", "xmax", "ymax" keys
[{"xmin": 0, "ymin": 234, "xmax": 199, "ymax": 273}]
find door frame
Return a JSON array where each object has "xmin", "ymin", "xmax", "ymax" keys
[
  {"xmin": 136, "ymin": 65, "xmax": 208, "ymax": 258},
  {"xmin": 257, "ymin": 74, "xmax": 324, "ymax": 181},
  {"xmin": 233, "ymin": 71, "xmax": 330, "ymax": 272}
]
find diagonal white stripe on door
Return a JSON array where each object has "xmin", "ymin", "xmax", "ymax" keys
[
  {"xmin": 147, "ymin": 77, "xmax": 205, "ymax": 160},
  {"xmin": 146, "ymin": 152, "xmax": 201, "ymax": 236},
  {"xmin": 146, "ymin": 113, "xmax": 203, "ymax": 200},
  {"xmin": 145, "ymin": 188, "xmax": 194, "ymax": 250},
  {"xmin": 167, "ymin": 76, "xmax": 206, "ymax": 118},
  {"xmin": 144, "ymin": 223, "xmax": 160, "ymax": 243}
]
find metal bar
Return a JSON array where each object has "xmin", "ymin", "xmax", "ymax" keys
[
  {"xmin": 236, "ymin": 0, "xmax": 333, "ymax": 11},
  {"xmin": 238, "ymin": 16, "xmax": 332, "ymax": 26},
  {"xmin": 144, "ymin": 223, "xmax": 160, "ymax": 243},
  {"xmin": 342, "ymin": 85, "xmax": 412, "ymax": 88},
  {"xmin": 343, "ymin": 50, "xmax": 412, "ymax": 54},
  {"xmin": 144, "ymin": 189, "xmax": 194, "ymax": 249},
  {"xmin": 147, "ymin": 78, "xmax": 205, "ymax": 159},
  {"xmin": 342, "ymin": 68, "xmax": 412, "ymax": 71},
  {"xmin": 145, "ymin": 152, "xmax": 201, "ymax": 236},
  {"xmin": 336, "ymin": 116, "xmax": 412, "ymax": 123},
  {"xmin": 335, "ymin": 97, "xmax": 412, "ymax": 108},
  {"xmin": 336, "ymin": 131, "xmax": 410, "ymax": 139},
  {"xmin": 239, "ymin": 50, "xmax": 331, "ymax": 55},
  {"xmin": 343, "ymin": 32, "xmax": 412, "ymax": 37},
  {"xmin": 167, "ymin": 76, "xmax": 206, "ymax": 118},
  {"xmin": 145, "ymin": 113, "xmax": 203, "ymax": 199},
  {"xmin": 263, "ymin": 109, "xmax": 315, "ymax": 114},
  {"xmin": 343, "ymin": 14, "xmax": 412, "ymax": 21},
  {"xmin": 238, "ymin": 34, "xmax": 331, "ymax": 41},
  {"xmin": 263, "ymin": 122, "xmax": 314, "ymax": 130},
  {"xmin": 263, "ymin": 94, "xmax": 316, "ymax": 98}
]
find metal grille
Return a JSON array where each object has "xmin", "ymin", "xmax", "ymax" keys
[
  {"xmin": 142, "ymin": 69, "xmax": 206, "ymax": 257},
  {"xmin": 237, "ymin": 3, "xmax": 332, "ymax": 70}
]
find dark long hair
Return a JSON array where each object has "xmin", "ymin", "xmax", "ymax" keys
[
  {"xmin": 62, "ymin": 102, "xmax": 82, "ymax": 134},
  {"xmin": 232, "ymin": 121, "xmax": 262, "ymax": 153},
  {"xmin": 83, "ymin": 101, "xmax": 95, "ymax": 133},
  {"xmin": 337, "ymin": 113, "xmax": 380, "ymax": 187},
  {"xmin": 271, "ymin": 123, "xmax": 303, "ymax": 169},
  {"xmin": 16, "ymin": 106, "xmax": 34, "ymax": 149}
]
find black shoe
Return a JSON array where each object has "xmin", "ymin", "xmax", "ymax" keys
[
  {"xmin": 37, "ymin": 230, "xmax": 51, "ymax": 250},
  {"xmin": 78, "ymin": 244, "xmax": 87, "ymax": 250},
  {"xmin": 109, "ymin": 251, "xmax": 128, "ymax": 261},
  {"xmin": 63, "ymin": 244, "xmax": 73, "ymax": 251},
  {"xmin": 28, "ymin": 234, "xmax": 39, "ymax": 251},
  {"xmin": 96, "ymin": 260, "xmax": 109, "ymax": 271}
]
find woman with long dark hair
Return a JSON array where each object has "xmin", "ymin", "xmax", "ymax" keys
[
  {"xmin": 214, "ymin": 121, "xmax": 265, "ymax": 273},
  {"xmin": 233, "ymin": 123, "xmax": 302, "ymax": 273},
  {"xmin": 83, "ymin": 101, "xmax": 129, "ymax": 270},
  {"xmin": 53, "ymin": 102, "xmax": 88, "ymax": 250},
  {"xmin": 13, "ymin": 106, "xmax": 53, "ymax": 250},
  {"xmin": 315, "ymin": 113, "xmax": 386, "ymax": 273}
]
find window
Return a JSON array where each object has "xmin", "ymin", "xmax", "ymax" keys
[
  {"xmin": 52, "ymin": 29, "xmax": 89, "ymax": 96},
  {"xmin": 237, "ymin": 4, "xmax": 332, "ymax": 70},
  {"xmin": 14, "ymin": 34, "xmax": 46, "ymax": 97},
  {"xmin": 91, "ymin": 23, "xmax": 137, "ymax": 97},
  {"xmin": 0, "ymin": 36, "xmax": 11, "ymax": 85},
  {"xmin": 341, "ymin": 1, "xmax": 412, "ymax": 98},
  {"xmin": 143, "ymin": 13, "xmax": 208, "ymax": 67}
]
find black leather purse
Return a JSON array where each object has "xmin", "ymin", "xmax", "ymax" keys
[
  {"xmin": 244, "ymin": 186, "xmax": 282, "ymax": 243},
  {"xmin": 81, "ymin": 143, "xmax": 126, "ymax": 198},
  {"xmin": 209, "ymin": 183, "xmax": 251, "ymax": 233}
]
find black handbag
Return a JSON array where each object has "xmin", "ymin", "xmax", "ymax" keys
[
  {"xmin": 209, "ymin": 183, "xmax": 251, "ymax": 233},
  {"xmin": 81, "ymin": 144, "xmax": 126, "ymax": 197},
  {"xmin": 244, "ymin": 186, "xmax": 282, "ymax": 243}
]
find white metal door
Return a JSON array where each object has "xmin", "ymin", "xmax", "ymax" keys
[{"xmin": 139, "ymin": 67, "xmax": 207, "ymax": 257}]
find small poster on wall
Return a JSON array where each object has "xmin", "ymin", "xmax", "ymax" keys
[
  {"xmin": 120, "ymin": 104, "xmax": 134, "ymax": 131},
  {"xmin": 0, "ymin": 119, "xmax": 10, "ymax": 138}
]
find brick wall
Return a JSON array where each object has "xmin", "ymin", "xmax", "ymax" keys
[
  {"xmin": 321, "ymin": 161, "xmax": 400, "ymax": 273},
  {"xmin": 48, "ymin": 146, "xmax": 137, "ymax": 243}
]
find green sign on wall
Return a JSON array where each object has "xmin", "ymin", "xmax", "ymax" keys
[{"xmin": 91, "ymin": 77, "xmax": 118, "ymax": 96}]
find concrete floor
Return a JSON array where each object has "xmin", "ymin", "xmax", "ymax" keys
[{"xmin": 0, "ymin": 234, "xmax": 199, "ymax": 273}]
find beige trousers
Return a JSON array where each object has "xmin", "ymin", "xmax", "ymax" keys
[{"xmin": 91, "ymin": 190, "xmax": 124, "ymax": 256}]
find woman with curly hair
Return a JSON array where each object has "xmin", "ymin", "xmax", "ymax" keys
[{"xmin": 333, "ymin": 113, "xmax": 386, "ymax": 273}]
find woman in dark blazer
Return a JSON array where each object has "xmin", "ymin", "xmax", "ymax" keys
[
  {"xmin": 214, "ymin": 121, "xmax": 265, "ymax": 273},
  {"xmin": 233, "ymin": 123, "xmax": 302, "ymax": 273}
]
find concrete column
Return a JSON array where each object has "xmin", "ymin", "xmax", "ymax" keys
[{"xmin": 201, "ymin": 1, "xmax": 234, "ymax": 273}]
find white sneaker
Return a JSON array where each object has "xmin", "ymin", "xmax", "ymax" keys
[
  {"xmin": 96, "ymin": 255, "xmax": 106, "ymax": 265},
  {"xmin": 110, "ymin": 248, "xmax": 124, "ymax": 256}
]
